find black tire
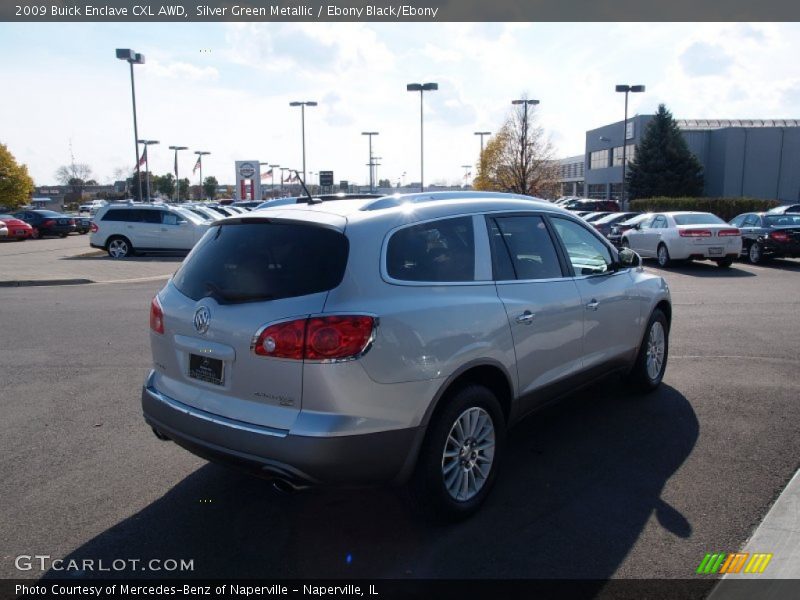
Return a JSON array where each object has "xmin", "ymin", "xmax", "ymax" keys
[
  {"xmin": 106, "ymin": 236, "xmax": 133, "ymax": 259},
  {"xmin": 30, "ymin": 228, "xmax": 40, "ymax": 239},
  {"xmin": 60, "ymin": 233, "xmax": 68, "ymax": 238},
  {"xmin": 716, "ymin": 257, "xmax": 734, "ymax": 269},
  {"xmin": 628, "ymin": 309, "xmax": 669, "ymax": 392},
  {"xmin": 406, "ymin": 384, "xmax": 505, "ymax": 522},
  {"xmin": 747, "ymin": 242, "xmax": 763, "ymax": 265},
  {"xmin": 656, "ymin": 243, "xmax": 672, "ymax": 268}
]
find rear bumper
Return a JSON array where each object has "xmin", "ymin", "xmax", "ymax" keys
[{"xmin": 141, "ymin": 382, "xmax": 421, "ymax": 487}]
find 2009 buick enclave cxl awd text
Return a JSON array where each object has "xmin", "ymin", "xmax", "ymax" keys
[{"xmin": 142, "ymin": 192, "xmax": 671, "ymax": 520}]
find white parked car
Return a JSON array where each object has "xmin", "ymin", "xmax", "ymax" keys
[
  {"xmin": 621, "ymin": 211, "xmax": 742, "ymax": 268},
  {"xmin": 90, "ymin": 203, "xmax": 209, "ymax": 258}
]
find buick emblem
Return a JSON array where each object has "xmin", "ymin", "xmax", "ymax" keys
[{"xmin": 193, "ymin": 306, "xmax": 210, "ymax": 334}]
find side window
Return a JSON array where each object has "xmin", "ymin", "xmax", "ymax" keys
[
  {"xmin": 102, "ymin": 210, "xmax": 126, "ymax": 222},
  {"xmin": 730, "ymin": 215, "xmax": 745, "ymax": 227},
  {"xmin": 550, "ymin": 217, "xmax": 613, "ymax": 276},
  {"xmin": 139, "ymin": 210, "xmax": 161, "ymax": 224},
  {"xmin": 490, "ymin": 216, "xmax": 563, "ymax": 280},
  {"xmin": 653, "ymin": 216, "xmax": 667, "ymax": 229},
  {"xmin": 386, "ymin": 216, "xmax": 475, "ymax": 282},
  {"xmin": 639, "ymin": 216, "xmax": 655, "ymax": 229},
  {"xmin": 161, "ymin": 211, "xmax": 180, "ymax": 225},
  {"xmin": 743, "ymin": 214, "xmax": 759, "ymax": 227}
]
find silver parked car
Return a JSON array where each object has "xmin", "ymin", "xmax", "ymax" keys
[{"xmin": 142, "ymin": 192, "xmax": 672, "ymax": 520}]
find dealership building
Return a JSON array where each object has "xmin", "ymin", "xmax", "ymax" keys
[{"xmin": 562, "ymin": 117, "xmax": 800, "ymax": 203}]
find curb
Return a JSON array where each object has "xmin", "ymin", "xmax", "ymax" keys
[{"xmin": 0, "ymin": 278, "xmax": 93, "ymax": 287}]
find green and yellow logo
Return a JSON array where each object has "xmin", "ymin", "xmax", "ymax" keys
[{"xmin": 696, "ymin": 552, "xmax": 773, "ymax": 575}]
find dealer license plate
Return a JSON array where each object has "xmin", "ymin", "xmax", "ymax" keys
[{"xmin": 189, "ymin": 354, "xmax": 224, "ymax": 386}]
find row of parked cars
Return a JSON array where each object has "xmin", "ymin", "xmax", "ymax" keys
[
  {"xmin": 0, "ymin": 209, "xmax": 92, "ymax": 241},
  {"xmin": 554, "ymin": 197, "xmax": 800, "ymax": 268}
]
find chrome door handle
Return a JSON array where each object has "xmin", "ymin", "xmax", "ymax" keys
[
  {"xmin": 586, "ymin": 300, "xmax": 599, "ymax": 311},
  {"xmin": 516, "ymin": 311, "xmax": 535, "ymax": 324}
]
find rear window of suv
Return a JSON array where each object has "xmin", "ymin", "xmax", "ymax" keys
[{"xmin": 172, "ymin": 221, "xmax": 349, "ymax": 304}]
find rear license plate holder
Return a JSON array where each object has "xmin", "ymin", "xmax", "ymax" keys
[
  {"xmin": 708, "ymin": 247, "xmax": 724, "ymax": 256},
  {"xmin": 189, "ymin": 354, "xmax": 224, "ymax": 385}
]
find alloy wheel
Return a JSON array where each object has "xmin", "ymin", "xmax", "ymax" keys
[
  {"xmin": 646, "ymin": 321, "xmax": 666, "ymax": 381},
  {"xmin": 108, "ymin": 239, "xmax": 129, "ymax": 258},
  {"xmin": 441, "ymin": 407, "xmax": 496, "ymax": 502}
]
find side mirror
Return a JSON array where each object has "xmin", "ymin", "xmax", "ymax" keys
[
  {"xmin": 618, "ymin": 247, "xmax": 641, "ymax": 268},
  {"xmin": 632, "ymin": 223, "xmax": 641, "ymax": 230}
]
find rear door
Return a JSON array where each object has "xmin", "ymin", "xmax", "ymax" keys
[
  {"xmin": 151, "ymin": 218, "xmax": 349, "ymax": 429},
  {"xmin": 548, "ymin": 216, "xmax": 641, "ymax": 370},
  {"xmin": 158, "ymin": 210, "xmax": 195, "ymax": 250},
  {"xmin": 488, "ymin": 214, "xmax": 584, "ymax": 410}
]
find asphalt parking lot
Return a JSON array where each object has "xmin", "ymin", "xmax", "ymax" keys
[{"xmin": 1, "ymin": 255, "xmax": 799, "ymax": 581}]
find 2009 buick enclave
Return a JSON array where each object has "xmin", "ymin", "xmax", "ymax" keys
[{"xmin": 142, "ymin": 192, "xmax": 671, "ymax": 520}]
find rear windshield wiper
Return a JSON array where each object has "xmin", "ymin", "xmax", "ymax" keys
[{"xmin": 204, "ymin": 282, "xmax": 275, "ymax": 304}]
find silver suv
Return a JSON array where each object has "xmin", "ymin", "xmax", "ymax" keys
[{"xmin": 142, "ymin": 192, "xmax": 671, "ymax": 519}]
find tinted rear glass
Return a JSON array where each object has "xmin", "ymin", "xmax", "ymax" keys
[
  {"xmin": 765, "ymin": 215, "xmax": 800, "ymax": 227},
  {"xmin": 386, "ymin": 216, "xmax": 475, "ymax": 282},
  {"xmin": 173, "ymin": 222, "xmax": 349, "ymax": 304},
  {"xmin": 673, "ymin": 213, "xmax": 725, "ymax": 225}
]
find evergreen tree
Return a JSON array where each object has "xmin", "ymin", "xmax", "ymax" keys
[{"xmin": 626, "ymin": 104, "xmax": 704, "ymax": 199}]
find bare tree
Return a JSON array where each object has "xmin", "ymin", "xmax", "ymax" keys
[{"xmin": 473, "ymin": 96, "xmax": 560, "ymax": 198}]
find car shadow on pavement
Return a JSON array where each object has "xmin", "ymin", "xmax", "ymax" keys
[
  {"xmin": 44, "ymin": 381, "xmax": 698, "ymax": 580},
  {"xmin": 61, "ymin": 255, "xmax": 185, "ymax": 263},
  {"xmin": 648, "ymin": 259, "xmax": 755, "ymax": 278},
  {"xmin": 762, "ymin": 258, "xmax": 800, "ymax": 272}
]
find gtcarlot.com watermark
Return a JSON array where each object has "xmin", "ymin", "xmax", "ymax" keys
[{"xmin": 14, "ymin": 554, "xmax": 194, "ymax": 573}]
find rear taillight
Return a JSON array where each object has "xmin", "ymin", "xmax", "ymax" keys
[
  {"xmin": 717, "ymin": 228, "xmax": 741, "ymax": 237},
  {"xmin": 90, "ymin": 222, "xmax": 98, "ymax": 233},
  {"xmin": 770, "ymin": 231, "xmax": 790, "ymax": 242},
  {"xmin": 150, "ymin": 296, "xmax": 164, "ymax": 334},
  {"xmin": 43, "ymin": 219, "xmax": 55, "ymax": 227},
  {"xmin": 679, "ymin": 229, "xmax": 712, "ymax": 237},
  {"xmin": 254, "ymin": 315, "xmax": 375, "ymax": 361}
]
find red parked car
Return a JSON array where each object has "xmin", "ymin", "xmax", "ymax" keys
[{"xmin": 0, "ymin": 214, "xmax": 34, "ymax": 240}]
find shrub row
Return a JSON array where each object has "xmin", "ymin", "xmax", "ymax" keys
[{"xmin": 629, "ymin": 197, "xmax": 780, "ymax": 221}]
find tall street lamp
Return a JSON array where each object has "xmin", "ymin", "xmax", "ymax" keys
[
  {"xmin": 289, "ymin": 101, "xmax": 317, "ymax": 183},
  {"xmin": 115, "ymin": 48, "xmax": 145, "ymax": 202},
  {"xmin": 269, "ymin": 164, "xmax": 279, "ymax": 197},
  {"xmin": 194, "ymin": 151, "xmax": 210, "ymax": 199},
  {"xmin": 361, "ymin": 131, "xmax": 379, "ymax": 192},
  {"xmin": 137, "ymin": 139, "xmax": 159, "ymax": 202},
  {"xmin": 169, "ymin": 145, "xmax": 187, "ymax": 202},
  {"xmin": 407, "ymin": 82, "xmax": 438, "ymax": 192},
  {"xmin": 615, "ymin": 84, "xmax": 645, "ymax": 208},
  {"xmin": 511, "ymin": 99, "xmax": 539, "ymax": 194},
  {"xmin": 474, "ymin": 131, "xmax": 491, "ymax": 156}
]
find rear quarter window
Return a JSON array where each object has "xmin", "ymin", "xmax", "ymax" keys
[
  {"xmin": 386, "ymin": 216, "xmax": 475, "ymax": 282},
  {"xmin": 173, "ymin": 221, "xmax": 349, "ymax": 303}
]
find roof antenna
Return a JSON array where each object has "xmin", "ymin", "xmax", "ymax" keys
[{"xmin": 293, "ymin": 170, "xmax": 319, "ymax": 204}]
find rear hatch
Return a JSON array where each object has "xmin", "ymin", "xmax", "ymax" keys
[{"xmin": 150, "ymin": 216, "xmax": 348, "ymax": 429}]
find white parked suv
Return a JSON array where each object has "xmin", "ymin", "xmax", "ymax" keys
[
  {"xmin": 90, "ymin": 203, "xmax": 209, "ymax": 258},
  {"xmin": 621, "ymin": 211, "xmax": 742, "ymax": 268}
]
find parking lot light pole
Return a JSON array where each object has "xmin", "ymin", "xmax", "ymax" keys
[
  {"xmin": 615, "ymin": 84, "xmax": 645, "ymax": 209},
  {"xmin": 116, "ymin": 49, "xmax": 145, "ymax": 202},
  {"xmin": 169, "ymin": 145, "xmax": 187, "ymax": 202},
  {"xmin": 362, "ymin": 131, "xmax": 379, "ymax": 192},
  {"xmin": 289, "ymin": 101, "xmax": 317, "ymax": 184},
  {"xmin": 194, "ymin": 151, "xmax": 210, "ymax": 200},
  {"xmin": 474, "ymin": 131, "xmax": 491, "ymax": 156},
  {"xmin": 511, "ymin": 99, "xmax": 539, "ymax": 194},
  {"xmin": 137, "ymin": 140, "xmax": 159, "ymax": 202},
  {"xmin": 407, "ymin": 82, "xmax": 438, "ymax": 192}
]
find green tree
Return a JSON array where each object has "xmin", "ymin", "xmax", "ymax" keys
[
  {"xmin": 473, "ymin": 96, "xmax": 559, "ymax": 198},
  {"xmin": 178, "ymin": 178, "xmax": 190, "ymax": 201},
  {"xmin": 0, "ymin": 143, "xmax": 35, "ymax": 209},
  {"xmin": 203, "ymin": 176, "xmax": 218, "ymax": 200},
  {"xmin": 155, "ymin": 173, "xmax": 175, "ymax": 199},
  {"xmin": 626, "ymin": 104, "xmax": 704, "ymax": 199}
]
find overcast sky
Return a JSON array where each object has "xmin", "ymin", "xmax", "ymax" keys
[{"xmin": 2, "ymin": 22, "xmax": 799, "ymax": 187}]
